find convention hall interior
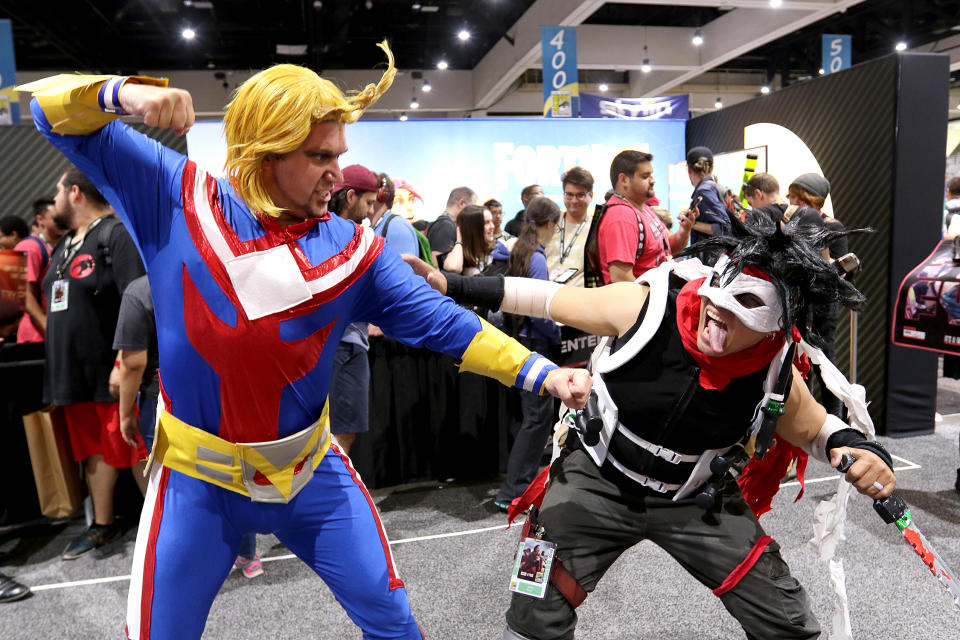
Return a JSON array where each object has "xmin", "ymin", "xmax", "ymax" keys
[{"xmin": 1, "ymin": 1, "xmax": 960, "ymax": 638}]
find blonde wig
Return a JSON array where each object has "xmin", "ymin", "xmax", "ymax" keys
[{"xmin": 223, "ymin": 41, "xmax": 396, "ymax": 218}]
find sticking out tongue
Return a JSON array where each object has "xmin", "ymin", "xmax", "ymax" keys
[{"xmin": 706, "ymin": 317, "xmax": 728, "ymax": 354}]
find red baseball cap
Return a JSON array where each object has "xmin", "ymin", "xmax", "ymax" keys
[{"xmin": 334, "ymin": 164, "xmax": 378, "ymax": 193}]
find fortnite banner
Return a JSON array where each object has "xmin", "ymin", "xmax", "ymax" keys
[
  {"xmin": 822, "ymin": 34, "xmax": 851, "ymax": 76},
  {"xmin": 0, "ymin": 19, "xmax": 19, "ymax": 125},
  {"xmin": 580, "ymin": 93, "xmax": 689, "ymax": 120},
  {"xmin": 541, "ymin": 26, "xmax": 579, "ymax": 118},
  {"xmin": 892, "ymin": 239, "xmax": 960, "ymax": 355}
]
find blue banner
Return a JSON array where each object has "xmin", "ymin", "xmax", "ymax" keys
[
  {"xmin": 186, "ymin": 117, "xmax": 686, "ymax": 222},
  {"xmin": 580, "ymin": 93, "xmax": 688, "ymax": 120},
  {"xmin": 541, "ymin": 26, "xmax": 579, "ymax": 118},
  {"xmin": 0, "ymin": 20, "xmax": 19, "ymax": 125},
  {"xmin": 821, "ymin": 34, "xmax": 851, "ymax": 76}
]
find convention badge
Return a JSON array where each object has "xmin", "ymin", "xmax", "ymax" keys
[
  {"xmin": 50, "ymin": 279, "xmax": 69, "ymax": 312},
  {"xmin": 507, "ymin": 537, "xmax": 557, "ymax": 599}
]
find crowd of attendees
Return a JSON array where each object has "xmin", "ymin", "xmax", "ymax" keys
[{"xmin": 0, "ymin": 142, "xmax": 878, "ymax": 603}]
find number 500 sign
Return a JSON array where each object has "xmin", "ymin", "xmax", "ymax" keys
[{"xmin": 541, "ymin": 26, "xmax": 579, "ymax": 118}]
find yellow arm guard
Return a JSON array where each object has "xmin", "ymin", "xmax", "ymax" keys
[
  {"xmin": 458, "ymin": 316, "xmax": 558, "ymax": 394},
  {"xmin": 17, "ymin": 74, "xmax": 169, "ymax": 135}
]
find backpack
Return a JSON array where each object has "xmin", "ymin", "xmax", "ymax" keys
[
  {"xmin": 703, "ymin": 179, "xmax": 746, "ymax": 221},
  {"xmin": 380, "ymin": 212, "xmax": 436, "ymax": 268},
  {"xmin": 582, "ymin": 197, "xmax": 646, "ymax": 289},
  {"xmin": 23, "ymin": 235, "xmax": 50, "ymax": 274}
]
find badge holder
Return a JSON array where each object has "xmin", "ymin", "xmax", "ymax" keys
[{"xmin": 508, "ymin": 536, "xmax": 557, "ymax": 599}]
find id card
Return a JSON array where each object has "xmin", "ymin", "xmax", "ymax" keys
[
  {"xmin": 50, "ymin": 279, "xmax": 69, "ymax": 312},
  {"xmin": 507, "ymin": 537, "xmax": 557, "ymax": 599}
]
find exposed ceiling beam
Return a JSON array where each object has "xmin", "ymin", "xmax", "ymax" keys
[
  {"xmin": 628, "ymin": 0, "xmax": 868, "ymax": 97},
  {"xmin": 472, "ymin": 0, "xmax": 605, "ymax": 110}
]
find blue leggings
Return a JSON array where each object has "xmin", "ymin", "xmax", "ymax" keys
[{"xmin": 126, "ymin": 445, "xmax": 421, "ymax": 640}]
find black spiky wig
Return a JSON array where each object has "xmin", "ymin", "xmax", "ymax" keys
[{"xmin": 675, "ymin": 213, "xmax": 867, "ymax": 347}]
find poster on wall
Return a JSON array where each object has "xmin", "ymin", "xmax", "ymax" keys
[
  {"xmin": 0, "ymin": 19, "xmax": 20, "ymax": 125},
  {"xmin": 892, "ymin": 239, "xmax": 960, "ymax": 355},
  {"xmin": 186, "ymin": 118, "xmax": 685, "ymax": 223}
]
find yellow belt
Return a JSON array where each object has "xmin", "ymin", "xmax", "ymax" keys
[{"xmin": 150, "ymin": 402, "xmax": 332, "ymax": 503}]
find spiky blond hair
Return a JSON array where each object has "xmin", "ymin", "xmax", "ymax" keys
[{"xmin": 223, "ymin": 41, "xmax": 396, "ymax": 218}]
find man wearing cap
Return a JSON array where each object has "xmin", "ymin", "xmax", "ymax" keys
[
  {"xmin": 328, "ymin": 164, "xmax": 381, "ymax": 456},
  {"xmin": 20, "ymin": 44, "xmax": 592, "ymax": 639},
  {"xmin": 684, "ymin": 146, "xmax": 730, "ymax": 265},
  {"xmin": 787, "ymin": 173, "xmax": 847, "ymax": 417}
]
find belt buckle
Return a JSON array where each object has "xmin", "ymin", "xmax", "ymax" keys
[{"xmin": 238, "ymin": 425, "xmax": 324, "ymax": 503}]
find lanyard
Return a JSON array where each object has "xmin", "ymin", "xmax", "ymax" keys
[
  {"xmin": 55, "ymin": 215, "xmax": 107, "ymax": 279},
  {"xmin": 557, "ymin": 214, "xmax": 587, "ymax": 264}
]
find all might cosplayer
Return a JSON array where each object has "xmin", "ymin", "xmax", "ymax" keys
[
  {"xmin": 421, "ymin": 214, "xmax": 896, "ymax": 639},
  {"xmin": 18, "ymin": 43, "xmax": 591, "ymax": 640}
]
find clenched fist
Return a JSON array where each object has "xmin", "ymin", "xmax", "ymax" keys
[{"xmin": 118, "ymin": 82, "xmax": 195, "ymax": 135}]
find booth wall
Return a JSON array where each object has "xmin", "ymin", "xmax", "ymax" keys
[
  {"xmin": 686, "ymin": 53, "xmax": 949, "ymax": 436},
  {"xmin": 0, "ymin": 124, "xmax": 187, "ymax": 224}
]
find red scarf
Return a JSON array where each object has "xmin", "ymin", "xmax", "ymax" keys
[{"xmin": 675, "ymin": 278, "xmax": 785, "ymax": 391}]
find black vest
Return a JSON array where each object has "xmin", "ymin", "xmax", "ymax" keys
[{"xmin": 600, "ymin": 277, "xmax": 766, "ymax": 495}]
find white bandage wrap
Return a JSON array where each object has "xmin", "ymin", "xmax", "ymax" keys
[
  {"xmin": 501, "ymin": 277, "xmax": 562, "ymax": 320},
  {"xmin": 803, "ymin": 413, "xmax": 848, "ymax": 464}
]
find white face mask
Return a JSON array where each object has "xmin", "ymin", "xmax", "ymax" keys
[{"xmin": 696, "ymin": 255, "xmax": 783, "ymax": 333}]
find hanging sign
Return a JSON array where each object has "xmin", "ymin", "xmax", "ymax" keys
[{"xmin": 541, "ymin": 26, "xmax": 579, "ymax": 118}]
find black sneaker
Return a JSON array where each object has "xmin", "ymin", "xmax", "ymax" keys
[
  {"xmin": 62, "ymin": 524, "xmax": 122, "ymax": 560},
  {"xmin": 0, "ymin": 574, "xmax": 30, "ymax": 603}
]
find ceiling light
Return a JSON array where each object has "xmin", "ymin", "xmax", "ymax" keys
[
  {"xmin": 182, "ymin": 27, "xmax": 196, "ymax": 40},
  {"xmin": 598, "ymin": 83, "xmax": 609, "ymax": 92},
  {"xmin": 420, "ymin": 4, "xmax": 439, "ymax": 11},
  {"xmin": 692, "ymin": 30, "xmax": 703, "ymax": 46},
  {"xmin": 895, "ymin": 41, "xmax": 907, "ymax": 52},
  {"xmin": 436, "ymin": 60, "xmax": 448, "ymax": 70},
  {"xmin": 399, "ymin": 112, "xmax": 408, "ymax": 121},
  {"xmin": 818, "ymin": 68, "xmax": 825, "ymax": 75},
  {"xmin": 760, "ymin": 85, "xmax": 770, "ymax": 94},
  {"xmin": 640, "ymin": 59, "xmax": 652, "ymax": 73},
  {"xmin": 769, "ymin": 0, "xmax": 782, "ymax": 6},
  {"xmin": 458, "ymin": 29, "xmax": 471, "ymax": 41},
  {"xmin": 412, "ymin": 3, "xmax": 421, "ymax": 9},
  {"xmin": 714, "ymin": 97, "xmax": 723, "ymax": 109},
  {"xmin": 422, "ymin": 80, "xmax": 432, "ymax": 92},
  {"xmin": 365, "ymin": 0, "xmax": 373, "ymax": 8},
  {"xmin": 410, "ymin": 96, "xmax": 420, "ymax": 109}
]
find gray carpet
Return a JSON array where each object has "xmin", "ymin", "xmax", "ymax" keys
[{"xmin": 2, "ymin": 420, "xmax": 960, "ymax": 638}]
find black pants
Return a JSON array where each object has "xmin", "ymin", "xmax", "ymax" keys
[
  {"xmin": 497, "ymin": 338, "xmax": 555, "ymax": 503},
  {"xmin": 505, "ymin": 449, "xmax": 820, "ymax": 640}
]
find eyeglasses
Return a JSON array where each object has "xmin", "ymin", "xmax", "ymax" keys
[{"xmin": 563, "ymin": 191, "xmax": 590, "ymax": 200}]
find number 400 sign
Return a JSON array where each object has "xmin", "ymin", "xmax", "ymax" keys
[{"xmin": 541, "ymin": 26, "xmax": 579, "ymax": 118}]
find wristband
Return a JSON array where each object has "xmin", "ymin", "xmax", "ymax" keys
[{"xmin": 825, "ymin": 428, "xmax": 893, "ymax": 470}]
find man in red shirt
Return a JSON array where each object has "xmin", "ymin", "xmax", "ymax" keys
[
  {"xmin": 598, "ymin": 150, "xmax": 696, "ymax": 284},
  {"xmin": 14, "ymin": 197, "xmax": 65, "ymax": 342}
]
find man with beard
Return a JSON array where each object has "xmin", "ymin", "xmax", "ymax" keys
[
  {"xmin": 42, "ymin": 167, "xmax": 147, "ymax": 559},
  {"xmin": 13, "ymin": 196, "xmax": 67, "ymax": 342},
  {"xmin": 328, "ymin": 164, "xmax": 380, "ymax": 456},
  {"xmin": 597, "ymin": 151, "xmax": 695, "ymax": 284}
]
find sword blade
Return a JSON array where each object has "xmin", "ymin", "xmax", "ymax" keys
[{"xmin": 899, "ymin": 518, "xmax": 960, "ymax": 611}]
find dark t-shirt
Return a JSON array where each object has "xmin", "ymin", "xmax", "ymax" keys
[
  {"xmin": 504, "ymin": 209, "xmax": 525, "ymax": 237},
  {"xmin": 113, "ymin": 275, "xmax": 159, "ymax": 397},
  {"xmin": 751, "ymin": 203, "xmax": 824, "ymax": 228},
  {"xmin": 690, "ymin": 180, "xmax": 730, "ymax": 245},
  {"xmin": 42, "ymin": 216, "xmax": 146, "ymax": 405},
  {"xmin": 427, "ymin": 213, "xmax": 457, "ymax": 269}
]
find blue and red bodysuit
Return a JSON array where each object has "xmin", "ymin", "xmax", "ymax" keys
[{"xmin": 30, "ymin": 83, "xmax": 557, "ymax": 640}]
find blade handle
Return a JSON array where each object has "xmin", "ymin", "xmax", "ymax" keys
[{"xmin": 835, "ymin": 455, "xmax": 908, "ymax": 525}]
